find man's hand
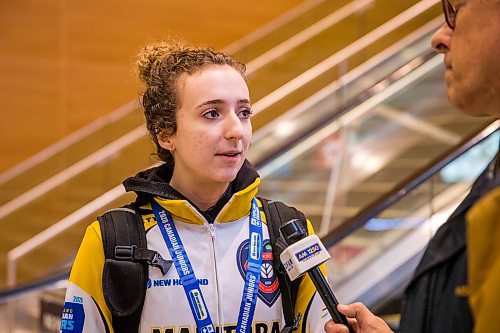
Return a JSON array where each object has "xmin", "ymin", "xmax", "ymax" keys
[{"xmin": 323, "ymin": 303, "xmax": 393, "ymax": 333}]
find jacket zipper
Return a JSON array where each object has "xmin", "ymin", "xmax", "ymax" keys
[{"xmin": 208, "ymin": 223, "xmax": 224, "ymax": 328}]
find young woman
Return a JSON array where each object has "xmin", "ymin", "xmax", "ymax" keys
[{"xmin": 61, "ymin": 41, "xmax": 331, "ymax": 333}]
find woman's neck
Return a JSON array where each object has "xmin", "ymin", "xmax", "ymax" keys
[{"xmin": 169, "ymin": 177, "xmax": 228, "ymax": 211}]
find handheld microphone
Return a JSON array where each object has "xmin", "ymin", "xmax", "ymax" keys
[{"xmin": 279, "ymin": 219, "xmax": 354, "ymax": 333}]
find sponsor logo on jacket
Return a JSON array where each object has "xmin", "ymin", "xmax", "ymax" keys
[
  {"xmin": 148, "ymin": 278, "xmax": 209, "ymax": 289},
  {"xmin": 237, "ymin": 240, "xmax": 280, "ymax": 307}
]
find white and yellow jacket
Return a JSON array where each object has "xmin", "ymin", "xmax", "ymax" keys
[{"xmin": 61, "ymin": 161, "xmax": 330, "ymax": 333}]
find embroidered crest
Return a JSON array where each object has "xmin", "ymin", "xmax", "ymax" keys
[{"xmin": 237, "ymin": 239, "xmax": 280, "ymax": 307}]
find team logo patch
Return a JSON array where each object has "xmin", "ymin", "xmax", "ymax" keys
[
  {"xmin": 60, "ymin": 302, "xmax": 85, "ymax": 332},
  {"xmin": 237, "ymin": 239, "xmax": 280, "ymax": 307}
]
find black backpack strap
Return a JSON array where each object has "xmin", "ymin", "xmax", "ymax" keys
[
  {"xmin": 98, "ymin": 207, "xmax": 172, "ymax": 333},
  {"xmin": 260, "ymin": 198, "xmax": 307, "ymax": 333}
]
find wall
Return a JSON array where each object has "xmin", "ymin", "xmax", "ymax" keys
[{"xmin": 0, "ymin": 0, "xmax": 304, "ymax": 172}]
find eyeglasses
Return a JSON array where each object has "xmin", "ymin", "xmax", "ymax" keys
[{"xmin": 442, "ymin": 0, "xmax": 457, "ymax": 29}]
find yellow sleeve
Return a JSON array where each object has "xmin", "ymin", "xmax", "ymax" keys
[
  {"xmin": 68, "ymin": 221, "xmax": 113, "ymax": 331},
  {"xmin": 467, "ymin": 187, "xmax": 500, "ymax": 333}
]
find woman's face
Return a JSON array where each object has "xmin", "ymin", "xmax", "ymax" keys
[{"xmin": 159, "ymin": 65, "xmax": 252, "ymax": 191}]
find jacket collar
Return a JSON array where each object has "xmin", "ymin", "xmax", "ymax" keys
[
  {"xmin": 153, "ymin": 177, "xmax": 260, "ymax": 225},
  {"xmin": 123, "ymin": 160, "xmax": 260, "ymax": 224}
]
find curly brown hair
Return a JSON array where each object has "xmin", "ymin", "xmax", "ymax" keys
[{"xmin": 136, "ymin": 41, "xmax": 246, "ymax": 164}]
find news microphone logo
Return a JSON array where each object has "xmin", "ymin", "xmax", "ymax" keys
[
  {"xmin": 279, "ymin": 221, "xmax": 330, "ymax": 281},
  {"xmin": 279, "ymin": 219, "xmax": 354, "ymax": 333},
  {"xmin": 295, "ymin": 243, "xmax": 322, "ymax": 262}
]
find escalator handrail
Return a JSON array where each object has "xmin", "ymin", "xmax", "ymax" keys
[
  {"xmin": 0, "ymin": 3, "xmax": 437, "ymax": 221},
  {"xmin": 0, "ymin": 100, "xmax": 140, "ymax": 187},
  {"xmin": 0, "ymin": 0, "xmax": 326, "ymax": 189},
  {"xmin": 4, "ymin": 47, "xmax": 444, "ymax": 288},
  {"xmin": 2, "ymin": 122, "xmax": 497, "ymax": 299},
  {"xmin": 250, "ymin": 0, "xmax": 440, "ymax": 117},
  {"xmin": 251, "ymin": 16, "xmax": 442, "ymax": 149},
  {"xmin": 322, "ymin": 119, "xmax": 499, "ymax": 248},
  {"xmin": 0, "ymin": 271, "xmax": 69, "ymax": 302},
  {"xmin": 254, "ymin": 48, "xmax": 439, "ymax": 169}
]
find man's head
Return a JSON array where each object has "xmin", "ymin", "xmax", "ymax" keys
[{"xmin": 431, "ymin": 0, "xmax": 500, "ymax": 118}]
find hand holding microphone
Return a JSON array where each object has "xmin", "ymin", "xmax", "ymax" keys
[{"xmin": 279, "ymin": 219, "xmax": 354, "ymax": 333}]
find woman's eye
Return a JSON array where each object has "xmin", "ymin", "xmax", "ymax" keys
[
  {"xmin": 204, "ymin": 110, "xmax": 219, "ymax": 119},
  {"xmin": 239, "ymin": 109, "xmax": 253, "ymax": 119}
]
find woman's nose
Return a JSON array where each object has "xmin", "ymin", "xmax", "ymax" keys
[
  {"xmin": 431, "ymin": 23, "xmax": 453, "ymax": 53},
  {"xmin": 224, "ymin": 113, "xmax": 244, "ymax": 140}
]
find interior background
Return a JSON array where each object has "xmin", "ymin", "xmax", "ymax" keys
[{"xmin": 0, "ymin": 0, "xmax": 303, "ymax": 172}]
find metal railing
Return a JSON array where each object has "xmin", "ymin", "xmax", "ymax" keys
[
  {"xmin": 2, "ymin": 121, "xmax": 497, "ymax": 307},
  {"xmin": 0, "ymin": 0, "xmax": 331, "ymax": 190},
  {"xmin": 251, "ymin": 0, "xmax": 440, "ymax": 115},
  {"xmin": 6, "ymin": 48, "xmax": 447, "ymax": 287},
  {"xmin": 324, "ymin": 120, "xmax": 499, "ymax": 246},
  {"xmin": 3, "ymin": 0, "xmax": 442, "ymax": 287}
]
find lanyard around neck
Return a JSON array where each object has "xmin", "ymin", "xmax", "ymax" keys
[{"xmin": 151, "ymin": 198, "xmax": 263, "ymax": 333}]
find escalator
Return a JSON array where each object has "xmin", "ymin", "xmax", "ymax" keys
[
  {"xmin": 1, "ymin": 0, "xmax": 439, "ymax": 206},
  {"xmin": 325, "ymin": 123, "xmax": 498, "ymax": 317},
  {"xmin": 252, "ymin": 37, "xmax": 494, "ymax": 237},
  {"xmin": 1, "ymin": 122, "xmax": 496, "ymax": 333},
  {"xmin": 1, "ymin": 22, "xmax": 498, "ymax": 331},
  {"xmin": 0, "ymin": 0, "xmax": 445, "ymax": 289}
]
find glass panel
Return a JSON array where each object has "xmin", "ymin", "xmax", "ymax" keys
[
  {"xmin": 0, "ymin": 0, "xmax": 443, "ymax": 288},
  {"xmin": 1, "ymin": 130, "xmax": 496, "ymax": 331},
  {"xmin": 249, "ymin": 26, "xmax": 440, "ymax": 164},
  {"xmin": 326, "ymin": 130, "xmax": 498, "ymax": 305},
  {"xmin": 257, "ymin": 56, "xmax": 493, "ymax": 238},
  {"xmin": 0, "ymin": 279, "xmax": 66, "ymax": 333}
]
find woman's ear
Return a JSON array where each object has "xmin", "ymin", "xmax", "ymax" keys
[{"xmin": 158, "ymin": 132, "xmax": 176, "ymax": 152}]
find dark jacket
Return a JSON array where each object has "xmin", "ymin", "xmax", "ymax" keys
[{"xmin": 399, "ymin": 151, "xmax": 499, "ymax": 333}]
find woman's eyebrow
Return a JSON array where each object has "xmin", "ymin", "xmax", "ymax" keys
[
  {"xmin": 196, "ymin": 99, "xmax": 225, "ymax": 108},
  {"xmin": 239, "ymin": 99, "xmax": 251, "ymax": 105},
  {"xmin": 197, "ymin": 99, "xmax": 251, "ymax": 108}
]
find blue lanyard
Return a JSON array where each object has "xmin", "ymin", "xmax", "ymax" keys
[
  {"xmin": 151, "ymin": 198, "xmax": 263, "ymax": 333},
  {"xmin": 237, "ymin": 198, "xmax": 263, "ymax": 333}
]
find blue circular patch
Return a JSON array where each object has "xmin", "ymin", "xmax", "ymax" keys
[{"xmin": 236, "ymin": 239, "xmax": 280, "ymax": 307}]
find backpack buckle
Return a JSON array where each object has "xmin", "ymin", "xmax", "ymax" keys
[
  {"xmin": 148, "ymin": 252, "xmax": 172, "ymax": 276},
  {"xmin": 114, "ymin": 245, "xmax": 137, "ymax": 260}
]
